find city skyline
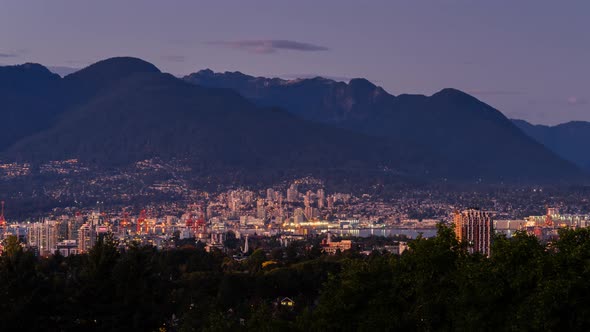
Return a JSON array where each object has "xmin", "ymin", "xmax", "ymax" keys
[
  {"xmin": 3, "ymin": 2, "xmax": 590, "ymax": 330},
  {"xmin": 0, "ymin": 0, "xmax": 588, "ymax": 125}
]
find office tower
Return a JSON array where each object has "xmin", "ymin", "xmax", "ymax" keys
[
  {"xmin": 256, "ymin": 198, "xmax": 266, "ymax": 219},
  {"xmin": 294, "ymin": 208, "xmax": 305, "ymax": 224},
  {"xmin": 327, "ymin": 195, "xmax": 335, "ymax": 210},
  {"xmin": 304, "ymin": 190, "xmax": 313, "ymax": 206},
  {"xmin": 304, "ymin": 191, "xmax": 313, "ymax": 219},
  {"xmin": 287, "ymin": 183, "xmax": 298, "ymax": 202},
  {"xmin": 317, "ymin": 189, "xmax": 325, "ymax": 209},
  {"xmin": 56, "ymin": 219, "xmax": 68, "ymax": 242},
  {"xmin": 68, "ymin": 216, "xmax": 84, "ymax": 241},
  {"xmin": 454, "ymin": 209, "xmax": 493, "ymax": 256},
  {"xmin": 44, "ymin": 221, "xmax": 58, "ymax": 254},
  {"xmin": 78, "ymin": 223, "xmax": 96, "ymax": 253},
  {"xmin": 27, "ymin": 220, "xmax": 59, "ymax": 256},
  {"xmin": 266, "ymin": 188, "xmax": 275, "ymax": 202}
]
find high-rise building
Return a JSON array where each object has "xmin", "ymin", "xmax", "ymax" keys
[
  {"xmin": 287, "ymin": 184, "xmax": 298, "ymax": 202},
  {"xmin": 256, "ymin": 198, "xmax": 266, "ymax": 219},
  {"xmin": 27, "ymin": 220, "xmax": 59, "ymax": 256},
  {"xmin": 317, "ymin": 189, "xmax": 325, "ymax": 209},
  {"xmin": 327, "ymin": 195, "xmax": 335, "ymax": 210},
  {"xmin": 78, "ymin": 223, "xmax": 96, "ymax": 253},
  {"xmin": 266, "ymin": 188, "xmax": 275, "ymax": 202},
  {"xmin": 45, "ymin": 224, "xmax": 56, "ymax": 254},
  {"xmin": 304, "ymin": 191, "xmax": 314, "ymax": 219},
  {"xmin": 68, "ymin": 216, "xmax": 84, "ymax": 241},
  {"xmin": 56, "ymin": 219, "xmax": 68, "ymax": 242},
  {"xmin": 304, "ymin": 191, "xmax": 313, "ymax": 206},
  {"xmin": 454, "ymin": 209, "xmax": 493, "ymax": 256},
  {"xmin": 294, "ymin": 208, "xmax": 305, "ymax": 224}
]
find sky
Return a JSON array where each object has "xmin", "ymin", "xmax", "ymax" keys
[{"xmin": 0, "ymin": 0, "xmax": 588, "ymax": 125}]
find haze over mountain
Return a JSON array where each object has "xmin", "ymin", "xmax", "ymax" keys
[
  {"xmin": 0, "ymin": 58, "xmax": 584, "ymax": 185},
  {"xmin": 47, "ymin": 66, "xmax": 80, "ymax": 77},
  {"xmin": 185, "ymin": 70, "xmax": 584, "ymax": 182},
  {"xmin": 513, "ymin": 119, "xmax": 590, "ymax": 172}
]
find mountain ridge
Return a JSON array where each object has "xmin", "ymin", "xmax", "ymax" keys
[
  {"xmin": 0, "ymin": 58, "xmax": 429, "ymax": 181},
  {"xmin": 0, "ymin": 58, "xmax": 584, "ymax": 185},
  {"xmin": 513, "ymin": 119, "xmax": 590, "ymax": 172},
  {"xmin": 185, "ymin": 69, "xmax": 583, "ymax": 182}
]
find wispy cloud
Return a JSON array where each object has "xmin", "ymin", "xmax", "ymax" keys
[
  {"xmin": 206, "ymin": 39, "xmax": 329, "ymax": 54},
  {"xmin": 566, "ymin": 96, "xmax": 588, "ymax": 106},
  {"xmin": 0, "ymin": 49, "xmax": 30, "ymax": 59},
  {"xmin": 161, "ymin": 55, "xmax": 186, "ymax": 63},
  {"xmin": 0, "ymin": 51, "xmax": 19, "ymax": 58}
]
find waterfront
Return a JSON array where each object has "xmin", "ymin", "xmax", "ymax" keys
[{"xmin": 331, "ymin": 227, "xmax": 437, "ymax": 239}]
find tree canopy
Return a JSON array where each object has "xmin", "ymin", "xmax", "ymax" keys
[{"xmin": 1, "ymin": 226, "xmax": 590, "ymax": 331}]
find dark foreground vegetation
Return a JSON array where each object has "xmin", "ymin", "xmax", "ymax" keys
[{"xmin": 2, "ymin": 225, "xmax": 590, "ymax": 331}]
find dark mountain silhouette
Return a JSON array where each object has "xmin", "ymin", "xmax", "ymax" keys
[
  {"xmin": 185, "ymin": 70, "xmax": 584, "ymax": 182},
  {"xmin": 0, "ymin": 63, "xmax": 63, "ymax": 150},
  {"xmin": 513, "ymin": 119, "xmax": 590, "ymax": 172},
  {"xmin": 0, "ymin": 58, "xmax": 426, "ymax": 180},
  {"xmin": 184, "ymin": 70, "xmax": 393, "ymax": 124},
  {"xmin": 0, "ymin": 58, "xmax": 583, "ymax": 184}
]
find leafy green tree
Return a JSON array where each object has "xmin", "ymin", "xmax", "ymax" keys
[
  {"xmin": 1, "ymin": 235, "xmax": 23, "ymax": 258},
  {"xmin": 247, "ymin": 249, "xmax": 266, "ymax": 274}
]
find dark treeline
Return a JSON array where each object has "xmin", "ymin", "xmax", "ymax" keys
[{"xmin": 2, "ymin": 225, "xmax": 590, "ymax": 331}]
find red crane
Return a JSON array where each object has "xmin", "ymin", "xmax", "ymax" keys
[
  {"xmin": 120, "ymin": 211, "xmax": 131, "ymax": 228},
  {"xmin": 185, "ymin": 214, "xmax": 194, "ymax": 232},
  {"xmin": 0, "ymin": 201, "xmax": 6, "ymax": 234},
  {"xmin": 545, "ymin": 207, "xmax": 554, "ymax": 227},
  {"xmin": 545, "ymin": 214, "xmax": 554, "ymax": 227},
  {"xmin": 196, "ymin": 205, "xmax": 206, "ymax": 233},
  {"xmin": 136, "ymin": 209, "xmax": 147, "ymax": 234}
]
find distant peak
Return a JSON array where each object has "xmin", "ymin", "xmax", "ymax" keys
[
  {"xmin": 20, "ymin": 63, "xmax": 52, "ymax": 72},
  {"xmin": 223, "ymin": 70, "xmax": 250, "ymax": 78},
  {"xmin": 66, "ymin": 57, "xmax": 161, "ymax": 82},
  {"xmin": 90, "ymin": 57, "xmax": 160, "ymax": 72},
  {"xmin": 432, "ymin": 88, "xmax": 481, "ymax": 104},
  {"xmin": 289, "ymin": 76, "xmax": 333, "ymax": 85},
  {"xmin": 349, "ymin": 78, "xmax": 376, "ymax": 89},
  {"xmin": 196, "ymin": 68, "xmax": 214, "ymax": 76},
  {"xmin": 434, "ymin": 88, "xmax": 468, "ymax": 97},
  {"xmin": 348, "ymin": 78, "xmax": 381, "ymax": 94},
  {"xmin": 0, "ymin": 63, "xmax": 60, "ymax": 85},
  {"xmin": 190, "ymin": 69, "xmax": 253, "ymax": 80},
  {"xmin": 1, "ymin": 62, "xmax": 53, "ymax": 75}
]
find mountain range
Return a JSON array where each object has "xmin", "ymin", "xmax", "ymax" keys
[
  {"xmin": 0, "ymin": 57, "xmax": 585, "ymax": 186},
  {"xmin": 185, "ymin": 69, "xmax": 586, "ymax": 183},
  {"xmin": 513, "ymin": 119, "xmax": 590, "ymax": 172}
]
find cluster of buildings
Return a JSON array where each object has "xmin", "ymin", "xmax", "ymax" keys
[
  {"xmin": 0, "ymin": 210, "xmax": 238, "ymax": 256},
  {"xmin": 0, "ymin": 179, "xmax": 424, "ymax": 256},
  {"xmin": 2, "ymin": 177, "xmax": 589, "ymax": 258},
  {"xmin": 3, "ymin": 213, "xmax": 114, "ymax": 256},
  {"xmin": 320, "ymin": 232, "xmax": 352, "ymax": 254},
  {"xmin": 454, "ymin": 207, "xmax": 590, "ymax": 256}
]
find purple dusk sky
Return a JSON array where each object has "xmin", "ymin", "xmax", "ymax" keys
[{"xmin": 0, "ymin": 0, "xmax": 588, "ymax": 125}]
